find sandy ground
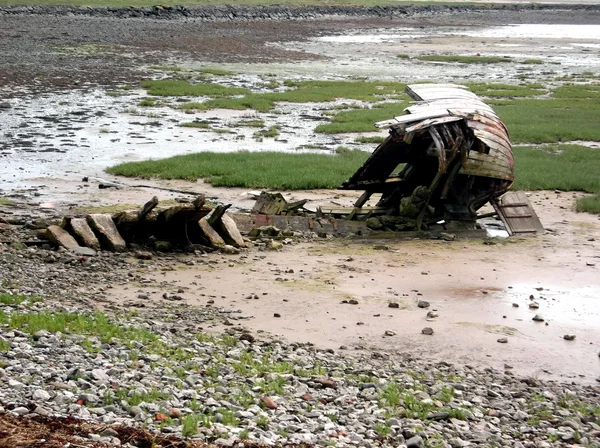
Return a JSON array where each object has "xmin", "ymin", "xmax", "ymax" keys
[{"xmin": 0, "ymin": 7, "xmax": 599, "ymax": 384}]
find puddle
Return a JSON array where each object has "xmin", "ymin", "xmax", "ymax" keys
[{"xmin": 460, "ymin": 24, "xmax": 600, "ymax": 40}]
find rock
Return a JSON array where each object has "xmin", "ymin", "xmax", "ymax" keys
[
  {"xmin": 12, "ymin": 407, "xmax": 30, "ymax": 416},
  {"xmin": 265, "ymin": 240, "xmax": 283, "ymax": 251},
  {"xmin": 32, "ymin": 389, "xmax": 51, "ymax": 401},
  {"xmin": 529, "ymin": 301, "xmax": 539, "ymax": 309},
  {"xmin": 155, "ymin": 412, "xmax": 169, "ymax": 421},
  {"xmin": 406, "ymin": 435, "xmax": 425, "ymax": 448},
  {"xmin": 532, "ymin": 314, "xmax": 544, "ymax": 322},
  {"xmin": 273, "ymin": 313, "xmax": 281, "ymax": 318},
  {"xmin": 314, "ymin": 378, "xmax": 337, "ymax": 389},
  {"xmin": 426, "ymin": 311, "xmax": 439, "ymax": 318},
  {"xmin": 221, "ymin": 245, "xmax": 239, "ymax": 255},
  {"xmin": 134, "ymin": 251, "xmax": 153, "ymax": 260},
  {"xmin": 512, "ymin": 303, "xmax": 519, "ymax": 307},
  {"xmin": 422, "ymin": 327, "xmax": 434, "ymax": 335},
  {"xmin": 384, "ymin": 330, "xmax": 396, "ymax": 336},
  {"xmin": 440, "ymin": 232, "xmax": 456, "ymax": 241},
  {"xmin": 46, "ymin": 225, "xmax": 82, "ymax": 252},
  {"xmin": 100, "ymin": 428, "xmax": 119, "ymax": 438},
  {"xmin": 0, "ymin": 102, "xmax": 12, "ymax": 109},
  {"xmin": 33, "ymin": 330, "xmax": 51, "ymax": 340},
  {"xmin": 388, "ymin": 302, "xmax": 400, "ymax": 308},
  {"xmin": 168, "ymin": 407, "xmax": 182, "ymax": 418},
  {"xmin": 417, "ymin": 300, "xmax": 430, "ymax": 308},
  {"xmin": 198, "ymin": 217, "xmax": 225, "ymax": 248},
  {"xmin": 69, "ymin": 217, "xmax": 101, "ymax": 250},
  {"xmin": 497, "ymin": 337, "xmax": 508, "ymax": 344},
  {"xmin": 261, "ymin": 396, "xmax": 277, "ymax": 409},
  {"xmin": 91, "ymin": 369, "xmax": 109, "ymax": 383},
  {"xmin": 86, "ymin": 214, "xmax": 126, "ymax": 251},
  {"xmin": 563, "ymin": 334, "xmax": 576, "ymax": 341}
]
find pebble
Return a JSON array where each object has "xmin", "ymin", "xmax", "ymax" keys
[
  {"xmin": 532, "ymin": 314, "xmax": 545, "ymax": 322},
  {"xmin": 563, "ymin": 334, "xmax": 576, "ymax": 341},
  {"xmin": 497, "ymin": 337, "xmax": 508, "ymax": 344},
  {"xmin": 417, "ymin": 300, "xmax": 430, "ymax": 308},
  {"xmin": 422, "ymin": 327, "xmax": 434, "ymax": 335}
]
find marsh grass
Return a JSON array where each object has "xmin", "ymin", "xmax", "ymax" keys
[
  {"xmin": 575, "ymin": 194, "xmax": 600, "ymax": 214},
  {"xmin": 417, "ymin": 55, "xmax": 512, "ymax": 64},
  {"xmin": 466, "ymin": 82, "xmax": 547, "ymax": 98},
  {"xmin": 141, "ymin": 80, "xmax": 249, "ymax": 97},
  {"xmin": 316, "ymin": 102, "xmax": 408, "ymax": 134},
  {"xmin": 0, "ymin": 197, "xmax": 13, "ymax": 205},
  {"xmin": 179, "ymin": 121, "xmax": 211, "ymax": 128},
  {"xmin": 178, "ymin": 80, "xmax": 407, "ymax": 113},
  {"xmin": 107, "ymin": 148, "xmax": 368, "ymax": 189},
  {"xmin": 512, "ymin": 145, "xmax": 600, "ymax": 193},
  {"xmin": 0, "ymin": 294, "xmax": 42, "ymax": 305},
  {"xmin": 197, "ymin": 67, "xmax": 235, "ymax": 76},
  {"xmin": 354, "ymin": 136, "xmax": 386, "ymax": 144}
]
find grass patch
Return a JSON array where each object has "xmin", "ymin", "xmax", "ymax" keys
[
  {"xmin": 417, "ymin": 55, "xmax": 512, "ymax": 64},
  {"xmin": 254, "ymin": 125, "xmax": 280, "ymax": 139},
  {"xmin": 138, "ymin": 97, "xmax": 156, "ymax": 107},
  {"xmin": 0, "ymin": 294, "xmax": 42, "ymax": 305},
  {"xmin": 149, "ymin": 65, "xmax": 185, "ymax": 72},
  {"xmin": 521, "ymin": 59, "xmax": 544, "ymax": 65},
  {"xmin": 181, "ymin": 80, "xmax": 407, "ymax": 113},
  {"xmin": 396, "ymin": 53, "xmax": 411, "ymax": 59},
  {"xmin": 233, "ymin": 119, "xmax": 265, "ymax": 128},
  {"xmin": 355, "ymin": 136, "xmax": 386, "ymax": 144},
  {"xmin": 140, "ymin": 80, "xmax": 249, "ymax": 97},
  {"xmin": 107, "ymin": 148, "xmax": 368, "ymax": 189},
  {"xmin": 197, "ymin": 67, "xmax": 235, "ymax": 76},
  {"xmin": 575, "ymin": 194, "xmax": 600, "ymax": 214},
  {"xmin": 316, "ymin": 102, "xmax": 408, "ymax": 134},
  {"xmin": 0, "ymin": 197, "xmax": 13, "ymax": 206},
  {"xmin": 466, "ymin": 82, "xmax": 547, "ymax": 98},
  {"xmin": 0, "ymin": 310, "xmax": 158, "ymax": 345},
  {"xmin": 512, "ymin": 145, "xmax": 600, "ymax": 193},
  {"xmin": 179, "ymin": 121, "xmax": 211, "ymax": 128}
]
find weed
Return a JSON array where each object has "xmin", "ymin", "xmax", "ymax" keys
[
  {"xmin": 437, "ymin": 386, "xmax": 455, "ymax": 404},
  {"xmin": 197, "ymin": 67, "xmax": 235, "ymax": 76},
  {"xmin": 355, "ymin": 136, "xmax": 386, "ymax": 144},
  {"xmin": 141, "ymin": 80, "xmax": 248, "ymax": 97},
  {"xmin": 374, "ymin": 422, "xmax": 391, "ymax": 438},
  {"xmin": 396, "ymin": 53, "xmax": 410, "ymax": 59},
  {"xmin": 234, "ymin": 119, "xmax": 265, "ymax": 128},
  {"xmin": 417, "ymin": 55, "xmax": 512, "ymax": 64},
  {"xmin": 0, "ymin": 339, "xmax": 10, "ymax": 352},
  {"xmin": 138, "ymin": 97, "xmax": 156, "ymax": 107},
  {"xmin": 256, "ymin": 415, "xmax": 269, "ymax": 429},
  {"xmin": 179, "ymin": 121, "xmax": 210, "ymax": 129},
  {"xmin": 379, "ymin": 383, "xmax": 402, "ymax": 408},
  {"xmin": 220, "ymin": 409, "xmax": 239, "ymax": 427},
  {"xmin": 0, "ymin": 294, "xmax": 41, "ymax": 305},
  {"xmin": 182, "ymin": 414, "xmax": 199, "ymax": 437},
  {"xmin": 447, "ymin": 408, "xmax": 469, "ymax": 420},
  {"xmin": 522, "ymin": 59, "xmax": 544, "ymax": 64},
  {"xmin": 0, "ymin": 197, "xmax": 14, "ymax": 206},
  {"xmin": 315, "ymin": 102, "xmax": 407, "ymax": 134},
  {"xmin": 238, "ymin": 429, "xmax": 250, "ymax": 440}
]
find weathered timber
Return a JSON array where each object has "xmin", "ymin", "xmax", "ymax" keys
[
  {"xmin": 87, "ymin": 214, "xmax": 127, "ymax": 252},
  {"xmin": 207, "ymin": 204, "xmax": 231, "ymax": 227},
  {"xmin": 67, "ymin": 217, "xmax": 101, "ymax": 250},
  {"xmin": 491, "ymin": 191, "xmax": 544, "ymax": 235},
  {"xmin": 46, "ymin": 225, "xmax": 96, "ymax": 255},
  {"xmin": 252, "ymin": 192, "xmax": 286, "ymax": 215},
  {"xmin": 138, "ymin": 196, "xmax": 158, "ymax": 220},
  {"xmin": 198, "ymin": 217, "xmax": 226, "ymax": 247}
]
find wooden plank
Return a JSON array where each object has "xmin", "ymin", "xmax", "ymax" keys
[
  {"xmin": 492, "ymin": 191, "xmax": 544, "ymax": 235},
  {"xmin": 404, "ymin": 116, "xmax": 462, "ymax": 133}
]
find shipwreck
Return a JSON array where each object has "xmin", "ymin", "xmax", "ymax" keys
[{"xmin": 35, "ymin": 83, "xmax": 543, "ymax": 255}]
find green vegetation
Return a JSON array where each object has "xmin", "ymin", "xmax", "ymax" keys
[
  {"xmin": 396, "ymin": 53, "xmax": 411, "ymax": 59},
  {"xmin": 576, "ymin": 194, "xmax": 600, "ymax": 214},
  {"xmin": 197, "ymin": 67, "xmax": 235, "ymax": 76},
  {"xmin": 0, "ymin": 197, "xmax": 14, "ymax": 205},
  {"xmin": 182, "ymin": 414, "xmax": 200, "ymax": 437},
  {"xmin": 138, "ymin": 97, "xmax": 156, "ymax": 107},
  {"xmin": 354, "ymin": 136, "xmax": 386, "ymax": 144},
  {"xmin": 0, "ymin": 294, "xmax": 42, "ymax": 305},
  {"xmin": 0, "ymin": 310, "xmax": 158, "ymax": 345},
  {"xmin": 179, "ymin": 121, "xmax": 211, "ymax": 128},
  {"xmin": 512, "ymin": 145, "xmax": 600, "ymax": 193},
  {"xmin": 254, "ymin": 125, "xmax": 280, "ymax": 139},
  {"xmin": 176, "ymin": 80, "xmax": 407, "ymax": 113},
  {"xmin": 466, "ymin": 82, "xmax": 547, "ymax": 98},
  {"xmin": 0, "ymin": 339, "xmax": 9, "ymax": 351},
  {"xmin": 233, "ymin": 119, "xmax": 265, "ymax": 128},
  {"xmin": 316, "ymin": 102, "xmax": 407, "ymax": 134},
  {"xmin": 417, "ymin": 55, "xmax": 512, "ymax": 64},
  {"xmin": 140, "ymin": 80, "xmax": 249, "ymax": 97},
  {"xmin": 107, "ymin": 148, "xmax": 368, "ymax": 189},
  {"xmin": 522, "ymin": 58, "xmax": 544, "ymax": 65}
]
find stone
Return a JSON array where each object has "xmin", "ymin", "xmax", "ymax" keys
[
  {"xmin": 198, "ymin": 217, "xmax": 225, "ymax": 247},
  {"xmin": 86, "ymin": 214, "xmax": 126, "ymax": 251},
  {"xmin": 221, "ymin": 245, "xmax": 239, "ymax": 254},
  {"xmin": 91, "ymin": 369, "xmax": 109, "ymax": 383},
  {"xmin": 384, "ymin": 330, "xmax": 396, "ymax": 336},
  {"xmin": 407, "ymin": 435, "xmax": 425, "ymax": 448},
  {"xmin": 422, "ymin": 327, "xmax": 434, "ymax": 335},
  {"xmin": 417, "ymin": 300, "xmax": 430, "ymax": 308},
  {"xmin": 100, "ymin": 428, "xmax": 119, "ymax": 438},
  {"xmin": 12, "ymin": 407, "xmax": 30, "ymax": 416},
  {"xmin": 497, "ymin": 337, "xmax": 508, "ymax": 344},
  {"xmin": 529, "ymin": 301, "xmax": 539, "ymax": 309},
  {"xmin": 32, "ymin": 389, "xmax": 51, "ymax": 401},
  {"xmin": 388, "ymin": 302, "xmax": 400, "ymax": 308},
  {"xmin": 532, "ymin": 314, "xmax": 544, "ymax": 322},
  {"xmin": 348, "ymin": 299, "xmax": 359, "ymax": 305},
  {"xmin": 0, "ymin": 102, "xmax": 12, "ymax": 109},
  {"xmin": 261, "ymin": 396, "xmax": 278, "ymax": 409},
  {"xmin": 426, "ymin": 311, "xmax": 439, "ymax": 318},
  {"xmin": 69, "ymin": 217, "xmax": 101, "ymax": 250},
  {"xmin": 563, "ymin": 334, "xmax": 576, "ymax": 341},
  {"xmin": 512, "ymin": 303, "xmax": 519, "ymax": 307},
  {"xmin": 33, "ymin": 330, "xmax": 51, "ymax": 340},
  {"xmin": 46, "ymin": 225, "xmax": 82, "ymax": 252},
  {"xmin": 314, "ymin": 378, "xmax": 337, "ymax": 389},
  {"xmin": 134, "ymin": 251, "xmax": 153, "ymax": 260},
  {"xmin": 266, "ymin": 240, "xmax": 283, "ymax": 251},
  {"xmin": 168, "ymin": 407, "xmax": 182, "ymax": 418}
]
